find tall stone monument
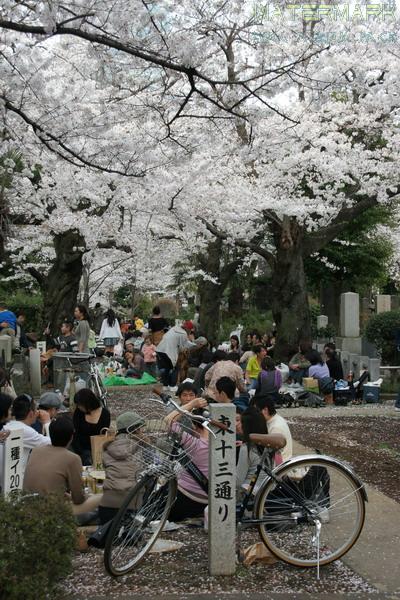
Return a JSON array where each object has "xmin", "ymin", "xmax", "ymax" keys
[{"xmin": 336, "ymin": 292, "xmax": 362, "ymax": 354}]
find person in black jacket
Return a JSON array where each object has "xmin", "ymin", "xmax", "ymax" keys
[{"xmin": 325, "ymin": 348, "xmax": 344, "ymax": 381}]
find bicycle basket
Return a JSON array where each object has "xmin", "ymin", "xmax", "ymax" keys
[{"xmin": 127, "ymin": 409, "xmax": 202, "ymax": 480}]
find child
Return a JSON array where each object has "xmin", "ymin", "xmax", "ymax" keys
[{"xmin": 142, "ymin": 336, "xmax": 157, "ymax": 378}]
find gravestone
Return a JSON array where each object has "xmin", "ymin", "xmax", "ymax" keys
[
  {"xmin": 317, "ymin": 315, "xmax": 328, "ymax": 330},
  {"xmin": 375, "ymin": 295, "xmax": 391, "ymax": 314},
  {"xmin": 208, "ymin": 403, "xmax": 236, "ymax": 576},
  {"xmin": 369, "ymin": 358, "xmax": 381, "ymax": 382},
  {"xmin": 336, "ymin": 292, "xmax": 362, "ymax": 354},
  {"xmin": 0, "ymin": 335, "xmax": 12, "ymax": 365},
  {"xmin": 29, "ymin": 348, "xmax": 41, "ymax": 397},
  {"xmin": 349, "ymin": 353, "xmax": 361, "ymax": 379},
  {"xmin": 360, "ymin": 356, "xmax": 370, "ymax": 376},
  {"xmin": 391, "ymin": 296, "xmax": 400, "ymax": 311},
  {"xmin": 0, "ymin": 426, "xmax": 24, "ymax": 496},
  {"xmin": 341, "ymin": 351, "xmax": 350, "ymax": 377}
]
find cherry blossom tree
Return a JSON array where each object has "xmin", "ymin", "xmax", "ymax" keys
[{"xmin": 1, "ymin": 1, "xmax": 400, "ymax": 353}]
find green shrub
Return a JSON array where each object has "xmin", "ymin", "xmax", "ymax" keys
[
  {"xmin": 0, "ymin": 287, "xmax": 43, "ymax": 332},
  {"xmin": 365, "ymin": 310, "xmax": 400, "ymax": 365},
  {"xmin": 220, "ymin": 308, "xmax": 273, "ymax": 341},
  {"xmin": 0, "ymin": 492, "xmax": 76, "ymax": 600}
]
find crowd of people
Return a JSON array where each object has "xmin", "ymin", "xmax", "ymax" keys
[{"xmin": 0, "ymin": 300, "xmax": 351, "ymax": 548}]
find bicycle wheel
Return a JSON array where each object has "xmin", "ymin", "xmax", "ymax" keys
[
  {"xmin": 104, "ymin": 474, "xmax": 177, "ymax": 576},
  {"xmin": 255, "ymin": 456, "xmax": 366, "ymax": 567}
]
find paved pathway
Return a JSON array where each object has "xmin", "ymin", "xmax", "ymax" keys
[{"xmin": 293, "ymin": 441, "xmax": 400, "ymax": 594}]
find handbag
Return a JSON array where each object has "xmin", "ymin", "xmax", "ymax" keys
[
  {"xmin": 90, "ymin": 428, "xmax": 115, "ymax": 470},
  {"xmin": 87, "ymin": 519, "xmax": 113, "ymax": 548}
]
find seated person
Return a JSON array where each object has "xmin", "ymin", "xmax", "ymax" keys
[
  {"xmin": 0, "ymin": 394, "xmax": 13, "ymax": 483},
  {"xmin": 168, "ymin": 410, "xmax": 209, "ymax": 522},
  {"xmin": 204, "ymin": 350, "xmax": 246, "ymax": 401},
  {"xmin": 98, "ymin": 411, "xmax": 145, "ymax": 525},
  {"xmin": 4, "ymin": 394, "xmax": 51, "ymax": 475},
  {"xmin": 0, "ymin": 301, "xmax": 17, "ymax": 347},
  {"xmin": 245, "ymin": 345, "xmax": 267, "ymax": 389},
  {"xmin": 256, "ymin": 357, "xmax": 282, "ymax": 399},
  {"xmin": 23, "ymin": 415, "xmax": 101, "ymax": 515},
  {"xmin": 252, "ymin": 394, "xmax": 292, "ymax": 466},
  {"xmin": 215, "ymin": 375, "xmax": 250, "ymax": 411},
  {"xmin": 71, "ymin": 389, "xmax": 111, "ymax": 466},
  {"xmin": 288, "ymin": 340, "xmax": 312, "ymax": 383},
  {"xmin": 305, "ymin": 349, "xmax": 333, "ymax": 404},
  {"xmin": 235, "ymin": 408, "xmax": 264, "ymax": 499},
  {"xmin": 325, "ymin": 347, "xmax": 344, "ymax": 381},
  {"xmin": 121, "ymin": 349, "xmax": 144, "ymax": 378},
  {"xmin": 31, "ymin": 391, "xmax": 64, "ymax": 436}
]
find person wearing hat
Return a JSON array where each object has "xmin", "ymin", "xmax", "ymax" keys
[
  {"xmin": 187, "ymin": 337, "xmax": 213, "ymax": 380},
  {"xmin": 98, "ymin": 411, "xmax": 145, "ymax": 525},
  {"xmin": 35, "ymin": 391, "xmax": 64, "ymax": 436}
]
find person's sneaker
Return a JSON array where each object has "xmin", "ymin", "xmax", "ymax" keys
[
  {"xmin": 168, "ymin": 385, "xmax": 178, "ymax": 393},
  {"xmin": 395, "ymin": 407, "xmax": 400, "ymax": 411}
]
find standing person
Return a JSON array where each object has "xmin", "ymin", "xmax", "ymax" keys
[
  {"xmin": 71, "ymin": 389, "xmax": 111, "ymax": 466},
  {"xmin": 74, "ymin": 305, "xmax": 91, "ymax": 353},
  {"xmin": 142, "ymin": 336, "xmax": 157, "ymax": 378},
  {"xmin": 147, "ymin": 305, "xmax": 169, "ymax": 343},
  {"xmin": 91, "ymin": 302, "xmax": 104, "ymax": 335},
  {"xmin": 245, "ymin": 345, "xmax": 267, "ymax": 389},
  {"xmin": 133, "ymin": 315, "xmax": 144, "ymax": 330},
  {"xmin": 99, "ymin": 309, "xmax": 122, "ymax": 356},
  {"xmin": 193, "ymin": 305, "xmax": 200, "ymax": 332},
  {"xmin": 156, "ymin": 322, "xmax": 195, "ymax": 389}
]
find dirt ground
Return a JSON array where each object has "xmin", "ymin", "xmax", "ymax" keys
[
  {"xmin": 58, "ymin": 388, "xmax": 398, "ymax": 597},
  {"xmin": 288, "ymin": 414, "xmax": 400, "ymax": 503}
]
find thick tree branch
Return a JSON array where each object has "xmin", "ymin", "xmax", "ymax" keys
[
  {"xmin": 2, "ymin": 96, "xmax": 145, "ymax": 177},
  {"xmin": 303, "ymin": 194, "xmax": 398, "ymax": 256},
  {"xmin": 198, "ymin": 217, "xmax": 276, "ymax": 266}
]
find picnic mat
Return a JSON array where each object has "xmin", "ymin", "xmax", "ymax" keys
[{"xmin": 103, "ymin": 373, "xmax": 157, "ymax": 386}]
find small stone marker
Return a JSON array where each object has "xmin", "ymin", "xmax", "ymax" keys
[
  {"xmin": 29, "ymin": 348, "xmax": 41, "ymax": 397},
  {"xmin": 0, "ymin": 335, "xmax": 12, "ymax": 365},
  {"xmin": 368, "ymin": 358, "xmax": 381, "ymax": 382},
  {"xmin": 1, "ymin": 427, "xmax": 24, "ymax": 496},
  {"xmin": 208, "ymin": 403, "xmax": 236, "ymax": 576},
  {"xmin": 316, "ymin": 315, "xmax": 328, "ymax": 330},
  {"xmin": 375, "ymin": 294, "xmax": 391, "ymax": 314}
]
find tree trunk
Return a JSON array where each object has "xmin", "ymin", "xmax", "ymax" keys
[
  {"xmin": 198, "ymin": 239, "xmax": 223, "ymax": 345},
  {"xmin": 227, "ymin": 281, "xmax": 244, "ymax": 317},
  {"xmin": 42, "ymin": 230, "xmax": 86, "ymax": 333},
  {"xmin": 319, "ymin": 280, "xmax": 345, "ymax": 334},
  {"xmin": 270, "ymin": 228, "xmax": 311, "ymax": 361}
]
